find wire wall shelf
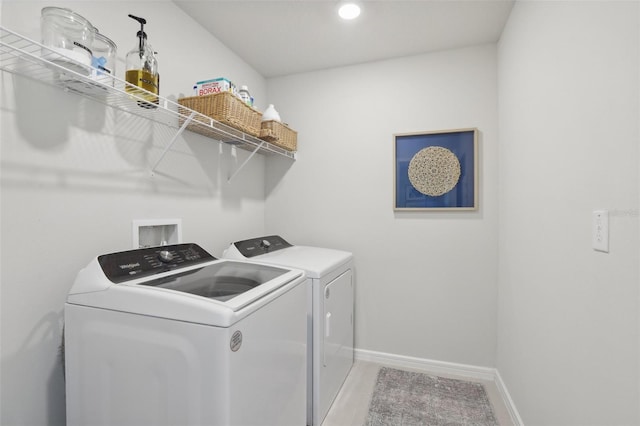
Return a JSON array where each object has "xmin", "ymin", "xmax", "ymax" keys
[{"xmin": 0, "ymin": 26, "xmax": 296, "ymax": 170}]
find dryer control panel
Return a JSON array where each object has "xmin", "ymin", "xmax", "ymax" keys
[
  {"xmin": 232, "ymin": 235, "xmax": 292, "ymax": 258},
  {"xmin": 98, "ymin": 243, "xmax": 215, "ymax": 283}
]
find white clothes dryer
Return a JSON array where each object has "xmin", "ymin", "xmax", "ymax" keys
[
  {"xmin": 223, "ymin": 235, "xmax": 354, "ymax": 426},
  {"xmin": 65, "ymin": 243, "xmax": 308, "ymax": 426}
]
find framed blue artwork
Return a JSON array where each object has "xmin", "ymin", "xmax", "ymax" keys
[{"xmin": 394, "ymin": 128, "xmax": 478, "ymax": 211}]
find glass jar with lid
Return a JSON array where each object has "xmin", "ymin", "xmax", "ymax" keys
[
  {"xmin": 91, "ymin": 30, "xmax": 117, "ymax": 85},
  {"xmin": 40, "ymin": 7, "xmax": 95, "ymax": 75}
]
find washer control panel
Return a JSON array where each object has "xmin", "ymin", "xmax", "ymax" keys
[
  {"xmin": 98, "ymin": 243, "xmax": 215, "ymax": 283},
  {"xmin": 232, "ymin": 235, "xmax": 292, "ymax": 258}
]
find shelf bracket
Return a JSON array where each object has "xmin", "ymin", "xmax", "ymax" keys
[
  {"xmin": 227, "ymin": 140, "xmax": 265, "ymax": 183},
  {"xmin": 151, "ymin": 111, "xmax": 196, "ymax": 173}
]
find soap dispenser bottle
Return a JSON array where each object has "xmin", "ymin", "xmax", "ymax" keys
[{"xmin": 125, "ymin": 14, "xmax": 159, "ymax": 109}]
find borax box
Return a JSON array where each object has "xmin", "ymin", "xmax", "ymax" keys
[{"xmin": 194, "ymin": 77, "xmax": 235, "ymax": 96}]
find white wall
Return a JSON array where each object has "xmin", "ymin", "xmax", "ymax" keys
[
  {"xmin": 0, "ymin": 2, "xmax": 269, "ymax": 424},
  {"xmin": 497, "ymin": 1, "xmax": 640, "ymax": 424},
  {"xmin": 265, "ymin": 45, "xmax": 499, "ymax": 368}
]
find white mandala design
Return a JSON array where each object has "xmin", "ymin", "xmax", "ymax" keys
[{"xmin": 408, "ymin": 146, "xmax": 461, "ymax": 196}]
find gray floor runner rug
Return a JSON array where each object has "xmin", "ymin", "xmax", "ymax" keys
[{"xmin": 364, "ymin": 367, "xmax": 498, "ymax": 426}]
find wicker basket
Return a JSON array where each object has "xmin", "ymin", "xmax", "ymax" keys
[
  {"xmin": 259, "ymin": 120, "xmax": 297, "ymax": 151},
  {"xmin": 177, "ymin": 92, "xmax": 262, "ymax": 137}
]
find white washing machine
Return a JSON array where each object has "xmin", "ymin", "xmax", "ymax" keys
[
  {"xmin": 65, "ymin": 243, "xmax": 308, "ymax": 426},
  {"xmin": 223, "ymin": 235, "xmax": 354, "ymax": 426}
]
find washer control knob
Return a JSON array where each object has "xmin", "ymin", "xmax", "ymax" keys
[
  {"xmin": 158, "ymin": 250, "xmax": 173, "ymax": 263},
  {"xmin": 260, "ymin": 239, "xmax": 271, "ymax": 249}
]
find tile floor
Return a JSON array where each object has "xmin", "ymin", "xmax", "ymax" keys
[{"xmin": 322, "ymin": 360, "xmax": 515, "ymax": 426}]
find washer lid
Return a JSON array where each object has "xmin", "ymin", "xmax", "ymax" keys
[{"xmin": 139, "ymin": 261, "xmax": 288, "ymax": 304}]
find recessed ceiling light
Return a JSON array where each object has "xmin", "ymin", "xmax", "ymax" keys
[{"xmin": 338, "ymin": 3, "xmax": 361, "ymax": 20}]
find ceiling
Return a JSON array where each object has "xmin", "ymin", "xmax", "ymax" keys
[{"xmin": 173, "ymin": 0, "xmax": 515, "ymax": 78}]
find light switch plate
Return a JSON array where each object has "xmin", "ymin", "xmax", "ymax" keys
[{"xmin": 592, "ymin": 210, "xmax": 609, "ymax": 253}]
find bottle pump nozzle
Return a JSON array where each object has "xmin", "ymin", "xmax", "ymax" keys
[{"xmin": 128, "ymin": 14, "xmax": 147, "ymax": 58}]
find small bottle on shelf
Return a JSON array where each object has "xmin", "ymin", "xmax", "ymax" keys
[{"xmin": 238, "ymin": 85, "xmax": 252, "ymax": 106}]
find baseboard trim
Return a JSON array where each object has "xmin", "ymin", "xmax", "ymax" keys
[
  {"xmin": 494, "ymin": 369, "xmax": 525, "ymax": 426},
  {"xmin": 355, "ymin": 348, "xmax": 495, "ymax": 381},
  {"xmin": 354, "ymin": 348, "xmax": 523, "ymax": 425}
]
